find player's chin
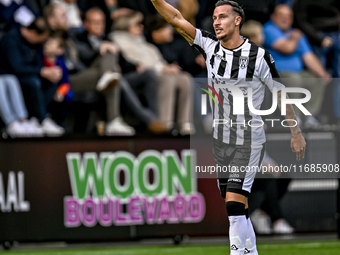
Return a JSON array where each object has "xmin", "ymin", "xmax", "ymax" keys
[{"xmin": 216, "ymin": 34, "xmax": 226, "ymax": 40}]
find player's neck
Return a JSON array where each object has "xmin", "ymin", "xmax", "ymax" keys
[{"xmin": 220, "ymin": 33, "xmax": 244, "ymax": 50}]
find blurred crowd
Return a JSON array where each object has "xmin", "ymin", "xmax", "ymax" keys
[{"xmin": 0, "ymin": 0, "xmax": 339, "ymax": 138}]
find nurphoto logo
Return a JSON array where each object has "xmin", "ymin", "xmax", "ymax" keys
[{"xmin": 200, "ymin": 83, "xmax": 312, "ymax": 128}]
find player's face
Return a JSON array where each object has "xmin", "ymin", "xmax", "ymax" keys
[{"xmin": 213, "ymin": 5, "xmax": 240, "ymax": 41}]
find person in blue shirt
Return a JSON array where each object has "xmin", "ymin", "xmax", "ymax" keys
[{"xmin": 263, "ymin": 4, "xmax": 331, "ymax": 129}]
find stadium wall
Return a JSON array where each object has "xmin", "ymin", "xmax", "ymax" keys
[{"xmin": 0, "ymin": 133, "xmax": 338, "ymax": 244}]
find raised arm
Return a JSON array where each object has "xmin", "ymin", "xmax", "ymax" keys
[
  {"xmin": 277, "ymin": 91, "xmax": 306, "ymax": 161},
  {"xmin": 150, "ymin": 0, "xmax": 196, "ymax": 44}
]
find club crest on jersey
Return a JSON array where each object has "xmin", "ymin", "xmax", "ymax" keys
[{"xmin": 239, "ymin": 56, "xmax": 249, "ymax": 69}]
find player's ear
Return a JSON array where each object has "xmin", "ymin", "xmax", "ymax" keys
[{"xmin": 235, "ymin": 16, "xmax": 241, "ymax": 27}]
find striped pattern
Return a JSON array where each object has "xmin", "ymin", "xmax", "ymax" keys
[{"xmin": 193, "ymin": 29, "xmax": 285, "ymax": 146}]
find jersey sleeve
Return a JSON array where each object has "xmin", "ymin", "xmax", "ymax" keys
[
  {"xmin": 191, "ymin": 28, "xmax": 218, "ymax": 60},
  {"xmin": 259, "ymin": 50, "xmax": 285, "ymax": 93}
]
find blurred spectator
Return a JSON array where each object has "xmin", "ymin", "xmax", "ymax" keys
[
  {"xmin": 237, "ymin": 0, "xmax": 275, "ymax": 24},
  {"xmin": 43, "ymin": 33, "xmax": 74, "ymax": 125},
  {"xmin": 44, "ymin": 3, "xmax": 85, "ymax": 73},
  {"xmin": 25, "ymin": 0, "xmax": 50, "ymax": 16},
  {"xmin": 106, "ymin": 0, "xmax": 157, "ymax": 20},
  {"xmin": 77, "ymin": 0, "xmax": 113, "ymax": 35},
  {"xmin": 68, "ymin": 8, "xmax": 166, "ymax": 135},
  {"xmin": 263, "ymin": 5, "xmax": 331, "ymax": 129},
  {"xmin": 104, "ymin": 0, "xmax": 134, "ymax": 21},
  {"xmin": 0, "ymin": 0, "xmax": 35, "ymax": 36},
  {"xmin": 294, "ymin": 0, "xmax": 340, "ymax": 125},
  {"xmin": 111, "ymin": 12, "xmax": 194, "ymax": 135},
  {"xmin": 68, "ymin": 7, "xmax": 134, "ymax": 135},
  {"xmin": 241, "ymin": 20, "xmax": 264, "ymax": 46},
  {"xmin": 51, "ymin": 0, "xmax": 83, "ymax": 31},
  {"xmin": 144, "ymin": 15, "xmax": 206, "ymax": 77},
  {"xmin": 119, "ymin": 58, "xmax": 161, "ymax": 130},
  {"xmin": 176, "ymin": 0, "xmax": 199, "ymax": 26},
  {"xmin": 0, "ymin": 18, "xmax": 66, "ymax": 136},
  {"xmin": 0, "ymin": 74, "xmax": 44, "ymax": 137},
  {"xmin": 249, "ymin": 153, "xmax": 294, "ymax": 234},
  {"xmin": 196, "ymin": 0, "xmax": 216, "ymax": 33},
  {"xmin": 144, "ymin": 15, "xmax": 206, "ymax": 133}
]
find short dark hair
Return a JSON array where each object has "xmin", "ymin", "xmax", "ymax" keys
[
  {"xmin": 85, "ymin": 7, "xmax": 105, "ymax": 21},
  {"xmin": 215, "ymin": 0, "xmax": 245, "ymax": 29},
  {"xmin": 48, "ymin": 31, "xmax": 65, "ymax": 48}
]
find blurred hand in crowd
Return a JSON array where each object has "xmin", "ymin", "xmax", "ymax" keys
[
  {"xmin": 40, "ymin": 66, "xmax": 62, "ymax": 83},
  {"xmin": 136, "ymin": 65, "xmax": 146, "ymax": 73},
  {"xmin": 162, "ymin": 63, "xmax": 181, "ymax": 75},
  {"xmin": 321, "ymin": 36, "xmax": 333, "ymax": 48},
  {"xmin": 100, "ymin": 41, "xmax": 119, "ymax": 56},
  {"xmin": 320, "ymin": 72, "xmax": 332, "ymax": 86},
  {"xmin": 195, "ymin": 55, "xmax": 206, "ymax": 68},
  {"xmin": 290, "ymin": 29, "xmax": 302, "ymax": 40}
]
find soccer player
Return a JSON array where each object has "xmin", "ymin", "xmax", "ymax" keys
[{"xmin": 151, "ymin": 0, "xmax": 306, "ymax": 254}]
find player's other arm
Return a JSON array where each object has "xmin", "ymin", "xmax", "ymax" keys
[
  {"xmin": 277, "ymin": 91, "xmax": 306, "ymax": 161},
  {"xmin": 150, "ymin": 0, "xmax": 196, "ymax": 44}
]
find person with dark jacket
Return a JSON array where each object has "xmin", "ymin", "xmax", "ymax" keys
[
  {"xmin": 294, "ymin": 0, "xmax": 340, "ymax": 123},
  {"xmin": 144, "ymin": 15, "xmax": 206, "ymax": 77},
  {"xmin": 0, "ymin": 18, "xmax": 65, "ymax": 136}
]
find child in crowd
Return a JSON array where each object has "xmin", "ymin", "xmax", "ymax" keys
[
  {"xmin": 0, "ymin": 75, "xmax": 44, "ymax": 137},
  {"xmin": 43, "ymin": 33, "xmax": 73, "ymax": 129},
  {"xmin": 44, "ymin": 33, "xmax": 74, "ymax": 103}
]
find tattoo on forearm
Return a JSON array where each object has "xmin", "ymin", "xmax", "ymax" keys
[
  {"xmin": 172, "ymin": 13, "xmax": 177, "ymax": 19},
  {"xmin": 179, "ymin": 30, "xmax": 194, "ymax": 43},
  {"xmin": 286, "ymin": 104, "xmax": 301, "ymax": 135},
  {"xmin": 277, "ymin": 91, "xmax": 282, "ymax": 109},
  {"xmin": 277, "ymin": 91, "xmax": 301, "ymax": 135}
]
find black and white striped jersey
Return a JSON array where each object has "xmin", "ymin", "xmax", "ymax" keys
[{"xmin": 193, "ymin": 29, "xmax": 285, "ymax": 146}]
